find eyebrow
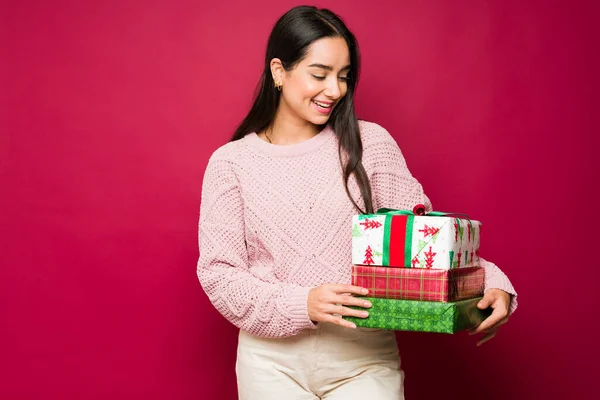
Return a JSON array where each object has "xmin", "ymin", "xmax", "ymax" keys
[{"xmin": 308, "ymin": 63, "xmax": 351, "ymax": 72}]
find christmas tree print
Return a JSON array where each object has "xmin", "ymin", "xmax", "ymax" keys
[
  {"xmin": 465, "ymin": 250, "xmax": 469, "ymax": 267},
  {"xmin": 453, "ymin": 219, "xmax": 465, "ymax": 242},
  {"xmin": 449, "ymin": 251, "xmax": 455, "ymax": 268},
  {"xmin": 417, "ymin": 228, "xmax": 440, "ymax": 250},
  {"xmin": 468, "ymin": 223, "xmax": 472, "ymax": 242},
  {"xmin": 411, "ymin": 256, "xmax": 419, "ymax": 268},
  {"xmin": 373, "ymin": 249, "xmax": 383, "ymax": 258},
  {"xmin": 417, "ymin": 239, "xmax": 428, "ymax": 253},
  {"xmin": 424, "ymin": 246, "xmax": 437, "ymax": 268},
  {"xmin": 360, "ymin": 218, "xmax": 382, "ymax": 230},
  {"xmin": 363, "ymin": 245, "xmax": 375, "ymax": 265},
  {"xmin": 470, "ymin": 252, "xmax": 474, "ymax": 266},
  {"xmin": 352, "ymin": 224, "xmax": 362, "ymax": 238},
  {"xmin": 457, "ymin": 251, "xmax": 462, "ymax": 268},
  {"xmin": 419, "ymin": 224, "xmax": 440, "ymax": 237},
  {"xmin": 453, "ymin": 220, "xmax": 459, "ymax": 242}
]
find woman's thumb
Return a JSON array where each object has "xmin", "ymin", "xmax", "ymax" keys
[{"xmin": 477, "ymin": 297, "xmax": 491, "ymax": 309}]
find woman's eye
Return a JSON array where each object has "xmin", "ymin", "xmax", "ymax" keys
[
  {"xmin": 339, "ymin": 76, "xmax": 349, "ymax": 82},
  {"xmin": 312, "ymin": 75, "xmax": 326, "ymax": 80}
]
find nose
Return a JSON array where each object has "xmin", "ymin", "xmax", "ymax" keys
[{"xmin": 324, "ymin": 77, "xmax": 341, "ymax": 100}]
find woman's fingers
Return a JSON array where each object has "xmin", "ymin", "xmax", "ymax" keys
[
  {"xmin": 320, "ymin": 313, "xmax": 358, "ymax": 329},
  {"xmin": 327, "ymin": 284, "xmax": 369, "ymax": 296},
  {"xmin": 336, "ymin": 293, "xmax": 372, "ymax": 308},
  {"xmin": 307, "ymin": 284, "xmax": 372, "ymax": 328},
  {"xmin": 324, "ymin": 303, "xmax": 369, "ymax": 319},
  {"xmin": 471, "ymin": 306, "xmax": 508, "ymax": 334}
]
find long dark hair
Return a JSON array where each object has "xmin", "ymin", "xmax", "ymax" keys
[{"xmin": 230, "ymin": 5, "xmax": 373, "ymax": 214}]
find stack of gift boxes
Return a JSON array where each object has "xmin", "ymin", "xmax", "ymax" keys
[{"xmin": 345, "ymin": 207, "xmax": 491, "ymax": 334}]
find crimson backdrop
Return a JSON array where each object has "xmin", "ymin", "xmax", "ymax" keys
[{"xmin": 2, "ymin": 0, "xmax": 598, "ymax": 399}]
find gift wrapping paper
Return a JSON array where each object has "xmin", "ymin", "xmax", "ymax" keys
[
  {"xmin": 352, "ymin": 265, "xmax": 484, "ymax": 302},
  {"xmin": 344, "ymin": 297, "xmax": 491, "ymax": 334},
  {"xmin": 352, "ymin": 210, "xmax": 481, "ymax": 269}
]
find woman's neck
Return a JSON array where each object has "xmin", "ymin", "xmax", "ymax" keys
[{"xmin": 263, "ymin": 109, "xmax": 321, "ymax": 145}]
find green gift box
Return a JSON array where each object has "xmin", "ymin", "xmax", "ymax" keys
[{"xmin": 344, "ymin": 297, "xmax": 491, "ymax": 334}]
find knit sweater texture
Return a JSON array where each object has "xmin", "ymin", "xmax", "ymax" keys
[{"xmin": 197, "ymin": 121, "xmax": 517, "ymax": 338}]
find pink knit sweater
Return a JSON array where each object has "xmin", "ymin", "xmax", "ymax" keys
[{"xmin": 197, "ymin": 121, "xmax": 517, "ymax": 338}]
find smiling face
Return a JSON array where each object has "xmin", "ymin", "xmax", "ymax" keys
[{"xmin": 271, "ymin": 36, "xmax": 351, "ymax": 127}]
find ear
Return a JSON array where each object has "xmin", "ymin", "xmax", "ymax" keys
[{"xmin": 270, "ymin": 58, "xmax": 284, "ymax": 86}]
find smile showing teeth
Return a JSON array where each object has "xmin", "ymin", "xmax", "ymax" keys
[{"xmin": 313, "ymin": 101, "xmax": 332, "ymax": 109}]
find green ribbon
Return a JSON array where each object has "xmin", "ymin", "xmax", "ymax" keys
[
  {"xmin": 376, "ymin": 208, "xmax": 471, "ymax": 219},
  {"xmin": 383, "ymin": 215, "xmax": 393, "ymax": 266},
  {"xmin": 381, "ymin": 212, "xmax": 414, "ymax": 267},
  {"xmin": 375, "ymin": 208, "xmax": 471, "ymax": 268}
]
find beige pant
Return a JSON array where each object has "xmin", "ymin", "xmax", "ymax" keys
[{"xmin": 236, "ymin": 323, "xmax": 404, "ymax": 399}]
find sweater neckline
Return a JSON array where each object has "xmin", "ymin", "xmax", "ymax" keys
[{"xmin": 244, "ymin": 125, "xmax": 335, "ymax": 157}]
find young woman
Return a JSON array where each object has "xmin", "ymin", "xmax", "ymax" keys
[{"xmin": 197, "ymin": 6, "xmax": 517, "ymax": 399}]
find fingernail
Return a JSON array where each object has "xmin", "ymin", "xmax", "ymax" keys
[
  {"xmin": 363, "ymin": 301, "xmax": 372, "ymax": 308},
  {"xmin": 362, "ymin": 288, "xmax": 368, "ymax": 294},
  {"xmin": 361, "ymin": 311, "xmax": 369, "ymax": 318},
  {"xmin": 350, "ymin": 323, "xmax": 357, "ymax": 329},
  {"xmin": 478, "ymin": 301, "xmax": 485, "ymax": 307}
]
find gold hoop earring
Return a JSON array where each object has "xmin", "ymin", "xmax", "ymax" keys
[{"xmin": 274, "ymin": 81, "xmax": 282, "ymax": 91}]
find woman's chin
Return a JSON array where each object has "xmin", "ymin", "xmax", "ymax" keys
[{"xmin": 306, "ymin": 113, "xmax": 331, "ymax": 126}]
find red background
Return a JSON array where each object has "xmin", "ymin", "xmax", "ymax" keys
[{"xmin": 2, "ymin": 0, "xmax": 598, "ymax": 398}]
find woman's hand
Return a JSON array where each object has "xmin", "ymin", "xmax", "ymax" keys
[
  {"xmin": 470, "ymin": 288, "xmax": 512, "ymax": 346},
  {"xmin": 308, "ymin": 284, "xmax": 372, "ymax": 329}
]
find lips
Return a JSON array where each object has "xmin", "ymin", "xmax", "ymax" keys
[
  {"xmin": 312, "ymin": 100, "xmax": 334, "ymax": 115},
  {"xmin": 313, "ymin": 100, "xmax": 333, "ymax": 108}
]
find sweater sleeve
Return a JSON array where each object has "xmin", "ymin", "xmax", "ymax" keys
[
  {"xmin": 480, "ymin": 257, "xmax": 518, "ymax": 314},
  {"xmin": 197, "ymin": 154, "xmax": 316, "ymax": 338},
  {"xmin": 366, "ymin": 128, "xmax": 433, "ymax": 213},
  {"xmin": 367, "ymin": 126, "xmax": 518, "ymax": 314}
]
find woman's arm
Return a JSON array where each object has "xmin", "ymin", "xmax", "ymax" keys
[
  {"xmin": 365, "ymin": 123, "xmax": 517, "ymax": 313},
  {"xmin": 197, "ymin": 155, "xmax": 315, "ymax": 338}
]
